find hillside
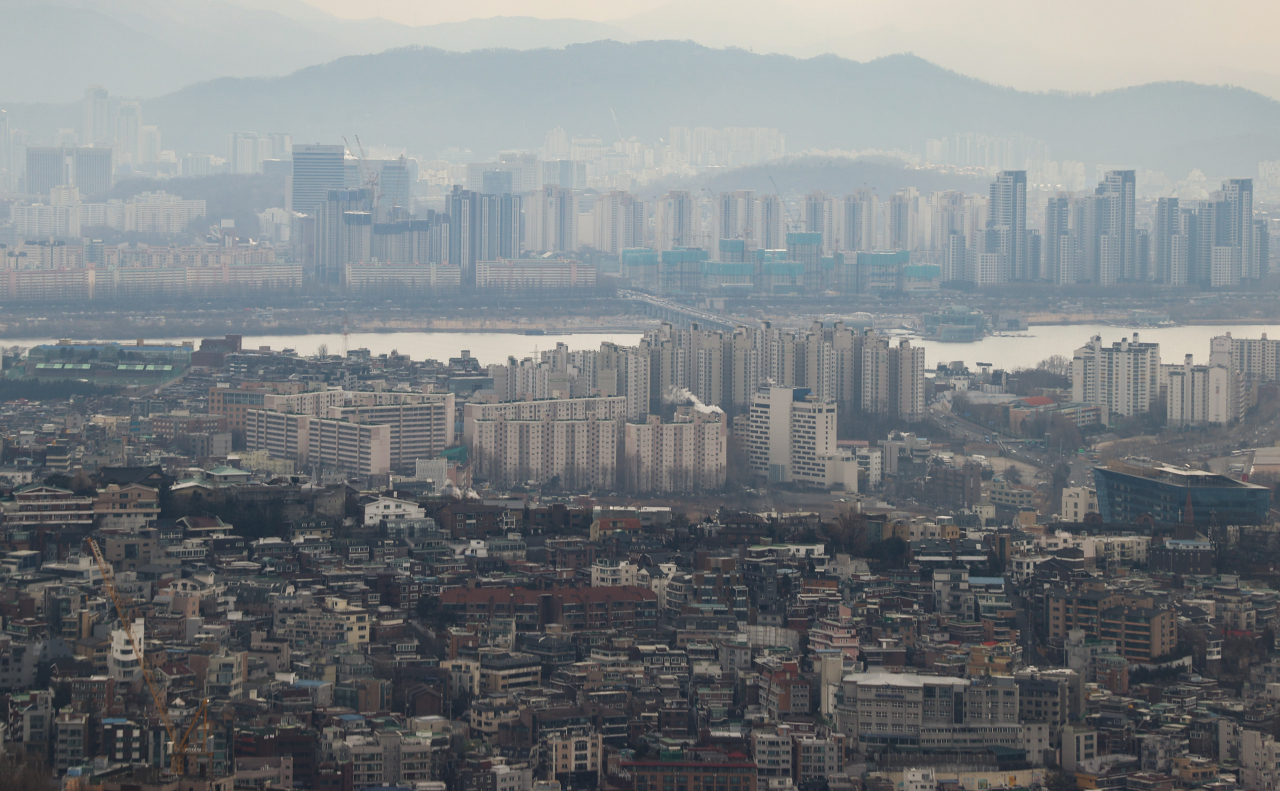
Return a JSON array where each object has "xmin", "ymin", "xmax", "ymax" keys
[
  {"xmin": 3, "ymin": 39, "xmax": 1278, "ymax": 177},
  {"xmin": 0, "ymin": 0, "xmax": 628, "ymax": 101},
  {"xmin": 127, "ymin": 41, "xmax": 1280, "ymax": 176}
]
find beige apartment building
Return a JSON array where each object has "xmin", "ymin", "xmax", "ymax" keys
[
  {"xmin": 623, "ymin": 409, "xmax": 727, "ymax": 494},
  {"xmin": 464, "ymin": 397, "xmax": 626, "ymax": 489}
]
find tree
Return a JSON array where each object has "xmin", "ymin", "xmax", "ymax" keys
[
  {"xmin": 867, "ymin": 536, "xmax": 908, "ymax": 570},
  {"xmin": 1035, "ymin": 355, "xmax": 1071, "ymax": 377},
  {"xmin": 416, "ymin": 594, "xmax": 456, "ymax": 630},
  {"xmin": 0, "ymin": 752, "xmax": 53, "ymax": 791},
  {"xmin": 1045, "ymin": 769, "xmax": 1075, "ymax": 791},
  {"xmin": 826, "ymin": 510, "xmax": 868, "ymax": 555},
  {"xmin": 1004, "ymin": 465, "xmax": 1023, "ymax": 485}
]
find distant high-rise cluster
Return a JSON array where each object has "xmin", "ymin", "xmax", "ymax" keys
[
  {"xmin": 1, "ymin": 106, "xmax": 1275, "ymax": 294},
  {"xmin": 469, "ymin": 322, "xmax": 925, "ymax": 492}
]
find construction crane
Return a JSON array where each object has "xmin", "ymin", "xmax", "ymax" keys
[
  {"xmin": 86, "ymin": 537, "xmax": 213, "ymax": 776},
  {"xmin": 769, "ymin": 175, "xmax": 802, "ymax": 233},
  {"xmin": 342, "ymin": 135, "xmax": 381, "ymax": 216}
]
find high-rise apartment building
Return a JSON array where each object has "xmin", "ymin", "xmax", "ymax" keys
[
  {"xmin": 987, "ymin": 170, "xmax": 1027, "ymax": 281},
  {"xmin": 1221, "ymin": 178, "xmax": 1256, "ymax": 280},
  {"xmin": 1210, "ymin": 332, "xmax": 1280, "ymax": 382},
  {"xmin": 525, "ymin": 185, "xmax": 578, "ymax": 254},
  {"xmin": 25, "ymin": 147, "xmax": 71, "ymax": 196},
  {"xmin": 115, "ymin": 101, "xmax": 141, "ymax": 165},
  {"xmin": 593, "ymin": 190, "xmax": 645, "ymax": 255},
  {"xmin": 227, "ymin": 132, "xmax": 292, "ymax": 175},
  {"xmin": 464, "ymin": 397, "xmax": 626, "ymax": 490},
  {"xmin": 1071, "ymin": 334, "xmax": 1160, "ymax": 422},
  {"xmin": 1044, "ymin": 193, "xmax": 1073, "ymax": 284},
  {"xmin": 1095, "ymin": 170, "xmax": 1137, "ymax": 283},
  {"xmin": 25, "ymin": 146, "xmax": 113, "ymax": 197},
  {"xmin": 1152, "ymin": 197, "xmax": 1186, "ymax": 285},
  {"xmin": 655, "ymin": 190, "xmax": 696, "ymax": 251},
  {"xmin": 74, "ymin": 147, "xmax": 113, "ymax": 197},
  {"xmin": 314, "ymin": 188, "xmax": 372, "ymax": 285},
  {"xmin": 623, "ymin": 410, "xmax": 727, "ymax": 494},
  {"xmin": 289, "ymin": 144, "xmax": 345, "ymax": 214},
  {"xmin": 715, "ymin": 190, "xmax": 756, "ymax": 260},
  {"xmin": 887, "ymin": 189, "xmax": 919, "ymax": 251},
  {"xmin": 787, "ymin": 232, "xmax": 824, "ymax": 292},
  {"xmin": 245, "ymin": 390, "xmax": 453, "ymax": 476},
  {"xmin": 843, "ymin": 190, "xmax": 879, "ymax": 252},
  {"xmin": 804, "ymin": 191, "xmax": 837, "ymax": 254},
  {"xmin": 1164, "ymin": 354, "xmax": 1240, "ymax": 426},
  {"xmin": 757, "ymin": 193, "xmax": 786, "ymax": 251},
  {"xmin": 82, "ymin": 85, "xmax": 111, "ymax": 146},
  {"xmin": 861, "ymin": 337, "xmax": 926, "ymax": 419},
  {"xmin": 743, "ymin": 386, "xmax": 849, "ymax": 488}
]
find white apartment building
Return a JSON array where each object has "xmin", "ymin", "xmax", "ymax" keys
[
  {"xmin": 1072, "ymin": 334, "xmax": 1160, "ymax": 422},
  {"xmin": 1060, "ymin": 487, "xmax": 1097, "ymax": 521},
  {"xmin": 108, "ymin": 620, "xmax": 144, "ymax": 682},
  {"xmin": 591, "ymin": 559, "xmax": 638, "ymax": 587},
  {"xmin": 794, "ymin": 733, "xmax": 843, "ymax": 782},
  {"xmin": 11, "ymin": 191, "xmax": 207, "ymax": 238},
  {"xmin": 245, "ymin": 390, "xmax": 453, "ymax": 476},
  {"xmin": 363, "ymin": 496, "xmax": 426, "ymax": 525},
  {"xmin": 1062, "ymin": 725, "xmax": 1098, "ymax": 772},
  {"xmin": 743, "ymin": 386, "xmax": 852, "ymax": 489},
  {"xmin": 464, "ymin": 397, "xmax": 626, "ymax": 490},
  {"xmin": 1094, "ymin": 535, "xmax": 1150, "ymax": 567},
  {"xmin": 463, "ymin": 396, "xmax": 628, "ymax": 439},
  {"xmin": 329, "ymin": 395, "xmax": 455, "ymax": 470},
  {"xmin": 861, "ymin": 337, "xmax": 926, "ymax": 419},
  {"xmin": 750, "ymin": 727, "xmax": 793, "ymax": 780},
  {"xmin": 476, "ymin": 259, "xmax": 597, "ymax": 290},
  {"xmin": 856, "ymin": 447, "xmax": 883, "ymax": 487},
  {"xmin": 543, "ymin": 726, "xmax": 602, "ymax": 781},
  {"xmin": 836, "ymin": 673, "xmax": 1036, "ymax": 758},
  {"xmin": 623, "ymin": 410, "xmax": 727, "ymax": 494},
  {"xmin": 1212, "ymin": 333, "xmax": 1280, "ymax": 382},
  {"xmin": 1163, "ymin": 355, "xmax": 1241, "ymax": 426},
  {"xmin": 246, "ymin": 410, "xmax": 391, "ymax": 477},
  {"xmin": 932, "ymin": 568, "xmax": 975, "ymax": 622}
]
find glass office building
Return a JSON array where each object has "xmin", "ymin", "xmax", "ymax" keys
[{"xmin": 1093, "ymin": 462, "xmax": 1270, "ymax": 525}]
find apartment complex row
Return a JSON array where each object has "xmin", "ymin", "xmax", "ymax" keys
[
  {"xmin": 239, "ymin": 388, "xmax": 455, "ymax": 477},
  {"xmin": 463, "ymin": 398, "xmax": 728, "ymax": 494},
  {"xmin": 488, "ymin": 321, "xmax": 927, "ymax": 419}
]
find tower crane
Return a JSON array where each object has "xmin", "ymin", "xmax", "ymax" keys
[
  {"xmin": 86, "ymin": 537, "xmax": 213, "ymax": 776},
  {"xmin": 342, "ymin": 135, "xmax": 381, "ymax": 216},
  {"xmin": 769, "ymin": 176, "xmax": 801, "ymax": 233}
]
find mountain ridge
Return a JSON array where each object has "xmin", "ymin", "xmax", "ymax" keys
[{"xmin": 4, "ymin": 41, "xmax": 1277, "ymax": 177}]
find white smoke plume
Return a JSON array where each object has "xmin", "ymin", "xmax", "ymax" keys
[{"xmin": 664, "ymin": 386, "xmax": 725, "ymax": 415}]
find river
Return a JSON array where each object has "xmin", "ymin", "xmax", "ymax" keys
[
  {"xmin": 2, "ymin": 322, "xmax": 1276, "ymax": 370},
  {"xmin": 0, "ymin": 331, "xmax": 644, "ymax": 367},
  {"xmin": 902, "ymin": 322, "xmax": 1280, "ymax": 371}
]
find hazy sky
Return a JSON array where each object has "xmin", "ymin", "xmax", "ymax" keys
[{"xmin": 293, "ymin": 0, "xmax": 1280, "ymax": 98}]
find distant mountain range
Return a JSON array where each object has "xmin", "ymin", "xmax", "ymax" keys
[
  {"xmin": 2, "ymin": 31, "xmax": 1278, "ymax": 179},
  {"xmin": 0, "ymin": 0, "xmax": 630, "ymax": 102},
  {"xmin": 122, "ymin": 41, "xmax": 1277, "ymax": 177}
]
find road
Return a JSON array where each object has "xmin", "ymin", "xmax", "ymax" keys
[{"xmin": 931, "ymin": 400, "xmax": 1100, "ymax": 492}]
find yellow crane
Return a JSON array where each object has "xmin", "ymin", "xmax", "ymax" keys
[{"xmin": 85, "ymin": 537, "xmax": 213, "ymax": 776}]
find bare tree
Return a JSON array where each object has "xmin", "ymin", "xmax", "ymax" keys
[{"xmin": 1035, "ymin": 354, "xmax": 1071, "ymax": 377}]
